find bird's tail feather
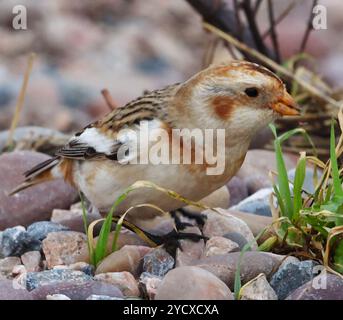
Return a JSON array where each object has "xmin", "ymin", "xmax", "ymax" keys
[{"xmin": 9, "ymin": 156, "xmax": 61, "ymax": 195}]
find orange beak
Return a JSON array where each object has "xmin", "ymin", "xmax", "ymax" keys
[{"xmin": 271, "ymin": 91, "xmax": 300, "ymax": 116}]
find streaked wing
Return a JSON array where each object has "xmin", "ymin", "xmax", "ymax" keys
[
  {"xmin": 55, "ymin": 83, "xmax": 180, "ymax": 162},
  {"xmin": 56, "ymin": 132, "xmax": 122, "ymax": 161}
]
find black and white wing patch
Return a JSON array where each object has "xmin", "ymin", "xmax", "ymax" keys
[{"xmin": 56, "ymin": 127, "xmax": 122, "ymax": 161}]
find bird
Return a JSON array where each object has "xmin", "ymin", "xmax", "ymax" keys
[{"xmin": 10, "ymin": 60, "xmax": 299, "ymax": 235}]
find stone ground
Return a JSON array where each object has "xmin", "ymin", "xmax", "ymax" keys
[
  {"xmin": 0, "ymin": 0, "xmax": 343, "ymax": 300},
  {"xmin": 0, "ymin": 148, "xmax": 342, "ymax": 300}
]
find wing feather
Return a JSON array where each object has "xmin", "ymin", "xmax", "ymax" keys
[{"xmin": 55, "ymin": 83, "xmax": 180, "ymax": 162}]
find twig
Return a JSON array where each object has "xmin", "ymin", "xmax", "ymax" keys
[
  {"xmin": 203, "ymin": 22, "xmax": 342, "ymax": 109},
  {"xmin": 241, "ymin": 0, "xmax": 268, "ymax": 56},
  {"xmin": 267, "ymin": 0, "xmax": 281, "ymax": 63},
  {"xmin": 101, "ymin": 89, "xmax": 117, "ymax": 111},
  {"xmin": 253, "ymin": 0, "xmax": 263, "ymax": 15},
  {"xmin": 185, "ymin": 0, "xmax": 265, "ymax": 61},
  {"xmin": 5, "ymin": 53, "xmax": 36, "ymax": 149},
  {"xmin": 299, "ymin": 0, "xmax": 318, "ymax": 53},
  {"xmin": 233, "ymin": 0, "xmax": 243, "ymax": 40},
  {"xmin": 202, "ymin": 37, "xmax": 220, "ymax": 68},
  {"xmin": 262, "ymin": 1, "xmax": 296, "ymax": 38}
]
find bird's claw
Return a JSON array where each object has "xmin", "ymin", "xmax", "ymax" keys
[{"xmin": 150, "ymin": 229, "xmax": 208, "ymax": 256}]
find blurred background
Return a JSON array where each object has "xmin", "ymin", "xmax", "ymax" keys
[{"xmin": 0, "ymin": 0, "xmax": 342, "ymax": 134}]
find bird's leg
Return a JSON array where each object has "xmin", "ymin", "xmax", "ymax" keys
[
  {"xmin": 111, "ymin": 216, "xmax": 207, "ymax": 256},
  {"xmin": 169, "ymin": 209, "xmax": 193, "ymax": 230},
  {"xmin": 159, "ymin": 208, "xmax": 208, "ymax": 255},
  {"xmin": 171, "ymin": 207, "xmax": 207, "ymax": 229},
  {"xmin": 144, "ymin": 228, "xmax": 208, "ymax": 256}
]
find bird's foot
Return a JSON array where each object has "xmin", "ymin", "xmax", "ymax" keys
[
  {"xmin": 145, "ymin": 228, "xmax": 208, "ymax": 256},
  {"xmin": 112, "ymin": 216, "xmax": 208, "ymax": 257}
]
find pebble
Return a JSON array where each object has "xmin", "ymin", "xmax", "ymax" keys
[
  {"xmin": 42, "ymin": 231, "xmax": 89, "ymax": 268},
  {"xmin": 142, "ymin": 247, "xmax": 174, "ymax": 277},
  {"xmin": 270, "ymin": 260, "xmax": 318, "ymax": 300},
  {"xmin": 27, "ymin": 221, "xmax": 69, "ymax": 242},
  {"xmin": 93, "ymin": 229, "xmax": 149, "ymax": 254},
  {"xmin": 202, "ymin": 209, "xmax": 257, "ymax": 250},
  {"xmin": 226, "ymin": 210, "xmax": 273, "ymax": 237},
  {"xmin": 230, "ymin": 188, "xmax": 273, "ymax": 217},
  {"xmin": 86, "ymin": 294, "xmax": 123, "ymax": 300},
  {"xmin": 56, "ymin": 262, "xmax": 95, "ymax": 276},
  {"xmin": 21, "ymin": 251, "xmax": 42, "ymax": 272},
  {"xmin": 203, "ymin": 185, "xmax": 230, "ymax": 209},
  {"xmin": 12, "ymin": 264, "xmax": 27, "ymax": 277},
  {"xmin": 0, "ymin": 126, "xmax": 69, "ymax": 156},
  {"xmin": 0, "ymin": 226, "xmax": 33, "ymax": 257},
  {"xmin": 0, "ymin": 151, "xmax": 77, "ymax": 229},
  {"xmin": 31, "ymin": 280, "xmax": 124, "ymax": 300},
  {"xmin": 51, "ymin": 207, "xmax": 102, "ymax": 233},
  {"xmin": 286, "ymin": 273, "xmax": 343, "ymax": 300},
  {"xmin": 240, "ymin": 273, "xmax": 278, "ymax": 300},
  {"xmin": 222, "ymin": 232, "xmax": 249, "ymax": 250},
  {"xmin": 278, "ymin": 255, "xmax": 300, "ymax": 269},
  {"xmin": 185, "ymin": 186, "xmax": 230, "ymax": 213},
  {"xmin": 175, "ymin": 226, "xmax": 205, "ymax": 267},
  {"xmin": 227, "ymin": 176, "xmax": 249, "ymax": 206},
  {"xmin": 94, "ymin": 272, "xmax": 140, "ymax": 297},
  {"xmin": 139, "ymin": 272, "xmax": 162, "ymax": 300},
  {"xmin": 22, "ymin": 221, "xmax": 70, "ymax": 252},
  {"xmin": 155, "ymin": 266, "xmax": 233, "ymax": 300},
  {"xmin": 288, "ymin": 167, "xmax": 321, "ymax": 194},
  {"xmin": 95, "ymin": 245, "xmax": 152, "ymax": 276},
  {"xmin": 0, "ymin": 256, "xmax": 21, "ymax": 278},
  {"xmin": 236, "ymin": 150, "xmax": 297, "ymax": 194},
  {"xmin": 46, "ymin": 294, "xmax": 71, "ymax": 300},
  {"xmin": 0, "ymin": 279, "xmax": 33, "ymax": 300},
  {"xmin": 204, "ymin": 236, "xmax": 239, "ymax": 257},
  {"xmin": 26, "ymin": 269, "xmax": 92, "ymax": 291},
  {"xmin": 193, "ymin": 251, "xmax": 282, "ymax": 290}
]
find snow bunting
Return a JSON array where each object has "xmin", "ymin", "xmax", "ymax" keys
[{"xmin": 11, "ymin": 61, "xmax": 299, "ymax": 226}]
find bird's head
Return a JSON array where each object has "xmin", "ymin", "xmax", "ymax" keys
[{"xmin": 176, "ymin": 60, "xmax": 299, "ymax": 141}]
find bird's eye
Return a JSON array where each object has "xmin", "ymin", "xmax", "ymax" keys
[{"xmin": 244, "ymin": 87, "xmax": 259, "ymax": 98}]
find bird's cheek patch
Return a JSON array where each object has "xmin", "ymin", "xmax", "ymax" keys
[{"xmin": 211, "ymin": 96, "xmax": 236, "ymax": 120}]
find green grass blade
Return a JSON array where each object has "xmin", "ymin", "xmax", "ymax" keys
[
  {"xmin": 111, "ymin": 220, "xmax": 123, "ymax": 253},
  {"xmin": 79, "ymin": 192, "xmax": 94, "ymax": 265},
  {"xmin": 234, "ymin": 242, "xmax": 250, "ymax": 300},
  {"xmin": 273, "ymin": 185, "xmax": 286, "ymax": 216},
  {"xmin": 258, "ymin": 236, "xmax": 278, "ymax": 251},
  {"xmin": 94, "ymin": 212, "xmax": 113, "ymax": 265},
  {"xmin": 278, "ymin": 128, "xmax": 317, "ymax": 157},
  {"xmin": 269, "ymin": 124, "xmax": 293, "ymax": 219},
  {"xmin": 111, "ymin": 210, "xmax": 129, "ymax": 252},
  {"xmin": 324, "ymin": 184, "xmax": 333, "ymax": 203},
  {"xmin": 94, "ymin": 187, "xmax": 133, "ymax": 265},
  {"xmin": 278, "ymin": 128, "xmax": 306, "ymax": 143},
  {"xmin": 330, "ymin": 121, "xmax": 343, "ymax": 197},
  {"xmin": 293, "ymin": 152, "xmax": 306, "ymax": 221},
  {"xmin": 334, "ymin": 239, "xmax": 343, "ymax": 273}
]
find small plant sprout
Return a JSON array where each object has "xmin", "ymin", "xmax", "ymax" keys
[{"xmin": 265, "ymin": 112, "xmax": 343, "ymax": 276}]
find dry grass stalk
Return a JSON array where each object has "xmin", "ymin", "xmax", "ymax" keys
[
  {"xmin": 6, "ymin": 53, "xmax": 36, "ymax": 148},
  {"xmin": 262, "ymin": 1, "xmax": 296, "ymax": 38},
  {"xmin": 101, "ymin": 89, "xmax": 118, "ymax": 111},
  {"xmin": 5, "ymin": 53, "xmax": 36, "ymax": 149}
]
